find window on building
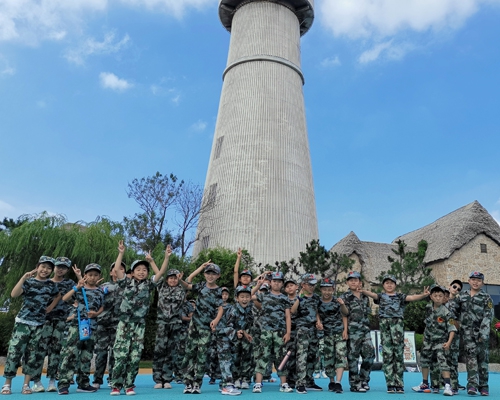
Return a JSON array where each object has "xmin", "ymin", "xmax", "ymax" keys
[
  {"xmin": 214, "ymin": 136, "xmax": 224, "ymax": 159},
  {"xmin": 480, "ymin": 243, "xmax": 487, "ymax": 253},
  {"xmin": 208, "ymin": 183, "xmax": 217, "ymax": 204},
  {"xmin": 202, "ymin": 235, "xmax": 210, "ymax": 249}
]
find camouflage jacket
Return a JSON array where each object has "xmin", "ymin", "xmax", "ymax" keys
[
  {"xmin": 456, "ymin": 289, "xmax": 493, "ymax": 341},
  {"xmin": 97, "ymin": 280, "xmax": 124, "ymax": 327},
  {"xmin": 157, "ymin": 282, "xmax": 186, "ymax": 325},
  {"xmin": 374, "ymin": 292, "xmax": 408, "ymax": 318},
  {"xmin": 255, "ymin": 291, "xmax": 290, "ymax": 332},
  {"xmin": 190, "ymin": 282, "xmax": 223, "ymax": 330},
  {"xmin": 46, "ymin": 278, "xmax": 75, "ymax": 321},
  {"xmin": 318, "ymin": 297, "xmax": 344, "ymax": 335},
  {"xmin": 68, "ymin": 287, "xmax": 104, "ymax": 330},
  {"xmin": 181, "ymin": 300, "xmax": 195, "ymax": 327},
  {"xmin": 295, "ymin": 293, "xmax": 320, "ymax": 329},
  {"xmin": 117, "ymin": 276, "xmax": 157, "ymax": 324},
  {"xmin": 221, "ymin": 302, "xmax": 255, "ymax": 341},
  {"xmin": 16, "ymin": 278, "xmax": 59, "ymax": 326},
  {"xmin": 424, "ymin": 304, "xmax": 456, "ymax": 345},
  {"xmin": 340, "ymin": 290, "xmax": 371, "ymax": 335}
]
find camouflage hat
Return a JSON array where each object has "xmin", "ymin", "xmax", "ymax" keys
[
  {"xmin": 38, "ymin": 255, "xmax": 56, "ymax": 267},
  {"xmin": 131, "ymin": 260, "xmax": 150, "ymax": 272},
  {"xmin": 235, "ymin": 285, "xmax": 252, "ymax": 295},
  {"xmin": 55, "ymin": 257, "xmax": 71, "ymax": 268},
  {"xmin": 204, "ymin": 263, "xmax": 221, "ymax": 274},
  {"xmin": 382, "ymin": 274, "xmax": 397, "ymax": 284},
  {"xmin": 221, "ymin": 286, "xmax": 230, "ymax": 293},
  {"xmin": 320, "ymin": 278, "xmax": 335, "ymax": 287},
  {"xmin": 346, "ymin": 271, "xmax": 361, "ymax": 280},
  {"xmin": 239, "ymin": 269, "xmax": 253, "ymax": 278},
  {"xmin": 271, "ymin": 271, "xmax": 284, "ymax": 281},
  {"xmin": 430, "ymin": 284, "xmax": 445, "ymax": 293},
  {"xmin": 84, "ymin": 263, "xmax": 102, "ymax": 274},
  {"xmin": 301, "ymin": 273, "xmax": 317, "ymax": 285},
  {"xmin": 260, "ymin": 282, "xmax": 270, "ymax": 291},
  {"xmin": 469, "ymin": 271, "xmax": 485, "ymax": 280},
  {"xmin": 110, "ymin": 261, "xmax": 127, "ymax": 270},
  {"xmin": 166, "ymin": 269, "xmax": 180, "ymax": 277},
  {"xmin": 284, "ymin": 278, "xmax": 298, "ymax": 286}
]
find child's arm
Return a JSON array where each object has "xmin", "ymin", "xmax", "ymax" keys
[
  {"xmin": 283, "ymin": 308, "xmax": 291, "ymax": 343},
  {"xmin": 233, "ymin": 247, "xmax": 242, "ymax": 288},
  {"xmin": 149, "ymin": 245, "xmax": 172, "ymax": 282},
  {"xmin": 316, "ymin": 313, "xmax": 323, "ymax": 331},
  {"xmin": 443, "ymin": 331, "xmax": 455, "ymax": 350},
  {"xmin": 290, "ymin": 297, "xmax": 300, "ymax": 314},
  {"xmin": 179, "ymin": 260, "xmax": 211, "ymax": 290},
  {"xmin": 360, "ymin": 288, "xmax": 378, "ymax": 300},
  {"xmin": 11, "ymin": 269, "xmax": 37, "ymax": 297},
  {"xmin": 115, "ymin": 241, "xmax": 126, "ymax": 280},
  {"xmin": 88, "ymin": 306, "xmax": 103, "ymax": 319},
  {"xmin": 342, "ymin": 315, "xmax": 349, "ymax": 340},
  {"xmin": 251, "ymin": 277, "xmax": 264, "ymax": 298},
  {"xmin": 210, "ymin": 305, "xmax": 224, "ymax": 331},
  {"xmin": 45, "ymin": 293, "xmax": 61, "ymax": 313},
  {"xmin": 63, "ymin": 275, "xmax": 85, "ymax": 302},
  {"xmin": 406, "ymin": 286, "xmax": 430, "ymax": 302},
  {"xmin": 337, "ymin": 297, "xmax": 349, "ymax": 316}
]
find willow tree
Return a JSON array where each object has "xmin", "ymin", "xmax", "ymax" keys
[{"xmin": 0, "ymin": 212, "xmax": 136, "ymax": 307}]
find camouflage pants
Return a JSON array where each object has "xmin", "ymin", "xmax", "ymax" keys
[
  {"xmin": 232, "ymin": 337, "xmax": 253, "ymax": 383},
  {"xmin": 176, "ymin": 326, "xmax": 190, "ymax": 379},
  {"xmin": 255, "ymin": 330, "xmax": 287, "ymax": 377},
  {"xmin": 93, "ymin": 323, "xmax": 118, "ymax": 385},
  {"xmin": 182, "ymin": 324, "xmax": 212, "ymax": 385},
  {"xmin": 380, "ymin": 318, "xmax": 405, "ymax": 387},
  {"xmin": 58, "ymin": 324, "xmax": 95, "ymax": 388},
  {"xmin": 323, "ymin": 332, "xmax": 347, "ymax": 378},
  {"xmin": 207, "ymin": 331, "xmax": 221, "ymax": 379},
  {"xmin": 430, "ymin": 331, "xmax": 460, "ymax": 389},
  {"xmin": 111, "ymin": 321, "xmax": 145, "ymax": 389},
  {"xmin": 152, "ymin": 321, "xmax": 183, "ymax": 383},
  {"xmin": 285, "ymin": 331, "xmax": 297, "ymax": 383},
  {"xmin": 347, "ymin": 330, "xmax": 374, "ymax": 388},
  {"xmin": 217, "ymin": 336, "xmax": 234, "ymax": 384},
  {"xmin": 420, "ymin": 341, "xmax": 451, "ymax": 373},
  {"xmin": 463, "ymin": 336, "xmax": 489, "ymax": 390},
  {"xmin": 31, "ymin": 319, "xmax": 67, "ymax": 381},
  {"xmin": 3, "ymin": 322, "xmax": 45, "ymax": 379},
  {"xmin": 295, "ymin": 327, "xmax": 319, "ymax": 386}
]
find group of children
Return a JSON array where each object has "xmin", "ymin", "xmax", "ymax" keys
[{"xmin": 1, "ymin": 244, "xmax": 494, "ymax": 397}]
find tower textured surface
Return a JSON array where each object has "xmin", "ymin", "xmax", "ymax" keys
[{"xmin": 193, "ymin": 0, "xmax": 318, "ymax": 265}]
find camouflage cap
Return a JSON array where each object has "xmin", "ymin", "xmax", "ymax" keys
[
  {"xmin": 430, "ymin": 284, "xmax": 445, "ymax": 293},
  {"xmin": 239, "ymin": 269, "xmax": 253, "ymax": 278},
  {"xmin": 382, "ymin": 274, "xmax": 397, "ymax": 284},
  {"xmin": 221, "ymin": 286, "xmax": 230, "ymax": 293},
  {"xmin": 469, "ymin": 271, "xmax": 485, "ymax": 280},
  {"xmin": 204, "ymin": 263, "xmax": 221, "ymax": 274},
  {"xmin": 55, "ymin": 257, "xmax": 71, "ymax": 268},
  {"xmin": 346, "ymin": 271, "xmax": 361, "ymax": 280},
  {"xmin": 84, "ymin": 263, "xmax": 102, "ymax": 274},
  {"xmin": 110, "ymin": 261, "xmax": 127, "ymax": 270},
  {"xmin": 131, "ymin": 260, "xmax": 150, "ymax": 272},
  {"xmin": 38, "ymin": 255, "xmax": 56, "ymax": 267},
  {"xmin": 301, "ymin": 273, "xmax": 317, "ymax": 285},
  {"xmin": 284, "ymin": 278, "xmax": 298, "ymax": 286},
  {"xmin": 271, "ymin": 271, "xmax": 284, "ymax": 281},
  {"xmin": 320, "ymin": 278, "xmax": 335, "ymax": 287},
  {"xmin": 236, "ymin": 285, "xmax": 252, "ymax": 295},
  {"xmin": 260, "ymin": 282, "xmax": 270, "ymax": 291},
  {"xmin": 166, "ymin": 269, "xmax": 180, "ymax": 277}
]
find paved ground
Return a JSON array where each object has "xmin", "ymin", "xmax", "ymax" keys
[{"xmin": 1, "ymin": 370, "xmax": 499, "ymax": 398}]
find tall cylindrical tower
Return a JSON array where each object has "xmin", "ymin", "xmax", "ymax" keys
[{"xmin": 193, "ymin": 0, "xmax": 318, "ymax": 265}]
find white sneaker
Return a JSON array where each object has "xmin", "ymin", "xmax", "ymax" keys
[
  {"xmin": 154, "ymin": 383, "xmax": 163, "ymax": 389},
  {"xmin": 253, "ymin": 383, "xmax": 262, "ymax": 393},
  {"xmin": 221, "ymin": 385, "xmax": 241, "ymax": 396},
  {"xmin": 234, "ymin": 380, "xmax": 241, "ymax": 389},
  {"xmin": 47, "ymin": 380, "xmax": 57, "ymax": 392},
  {"xmin": 32, "ymin": 381, "xmax": 45, "ymax": 393},
  {"xmin": 280, "ymin": 383, "xmax": 294, "ymax": 393},
  {"xmin": 321, "ymin": 371, "xmax": 328, "ymax": 379},
  {"xmin": 443, "ymin": 384, "xmax": 453, "ymax": 396},
  {"xmin": 93, "ymin": 383, "xmax": 101, "ymax": 389},
  {"xmin": 240, "ymin": 382, "xmax": 249, "ymax": 390},
  {"xmin": 163, "ymin": 382, "xmax": 172, "ymax": 389},
  {"xmin": 313, "ymin": 373, "xmax": 321, "ymax": 379}
]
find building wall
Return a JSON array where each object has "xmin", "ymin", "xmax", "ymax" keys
[{"xmin": 431, "ymin": 233, "xmax": 500, "ymax": 285}]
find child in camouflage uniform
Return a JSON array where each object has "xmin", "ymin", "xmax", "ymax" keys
[
  {"xmin": 456, "ymin": 271, "xmax": 494, "ymax": 396},
  {"xmin": 92, "ymin": 260, "xmax": 126, "ymax": 389},
  {"xmin": 31, "ymin": 256, "xmax": 74, "ymax": 393},
  {"xmin": 2, "ymin": 256, "xmax": 59, "ymax": 395},
  {"xmin": 284, "ymin": 278, "xmax": 299, "ymax": 388},
  {"xmin": 208, "ymin": 288, "xmax": 231, "ymax": 385},
  {"xmin": 362, "ymin": 274, "xmax": 429, "ymax": 393},
  {"xmin": 340, "ymin": 271, "xmax": 375, "ymax": 392},
  {"xmin": 251, "ymin": 271, "xmax": 293, "ymax": 393},
  {"xmin": 293, "ymin": 273, "xmax": 322, "ymax": 394},
  {"xmin": 317, "ymin": 277, "xmax": 348, "ymax": 394},
  {"xmin": 233, "ymin": 247, "xmax": 253, "ymax": 288},
  {"xmin": 179, "ymin": 261, "xmax": 224, "ymax": 394},
  {"xmin": 152, "ymin": 265, "xmax": 186, "ymax": 389},
  {"xmin": 110, "ymin": 241, "xmax": 170, "ymax": 395},
  {"xmin": 412, "ymin": 285, "xmax": 456, "ymax": 396},
  {"xmin": 176, "ymin": 299, "xmax": 195, "ymax": 384},
  {"xmin": 57, "ymin": 263, "xmax": 104, "ymax": 394}
]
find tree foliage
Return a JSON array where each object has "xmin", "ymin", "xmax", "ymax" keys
[{"xmin": 377, "ymin": 239, "xmax": 434, "ymax": 293}]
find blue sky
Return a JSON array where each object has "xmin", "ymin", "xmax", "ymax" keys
[{"xmin": 1, "ymin": 0, "xmax": 500, "ymax": 254}]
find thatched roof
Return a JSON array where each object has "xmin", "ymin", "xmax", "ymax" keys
[{"xmin": 393, "ymin": 200, "xmax": 500, "ymax": 264}]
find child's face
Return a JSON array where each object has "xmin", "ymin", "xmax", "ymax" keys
[
  {"xmin": 285, "ymin": 283, "xmax": 298, "ymax": 296},
  {"xmin": 301, "ymin": 282, "xmax": 315, "ymax": 295},
  {"xmin": 85, "ymin": 270, "xmax": 101, "ymax": 286},
  {"xmin": 222, "ymin": 291, "xmax": 229, "ymax": 302},
  {"xmin": 132, "ymin": 265, "xmax": 149, "ymax": 281},
  {"xmin": 237, "ymin": 292, "xmax": 251, "ymax": 307},
  {"xmin": 204, "ymin": 271, "xmax": 220, "ymax": 284},
  {"xmin": 110, "ymin": 266, "xmax": 125, "ymax": 281},
  {"xmin": 270, "ymin": 279, "xmax": 283, "ymax": 292},
  {"xmin": 430, "ymin": 291, "xmax": 445, "ymax": 305},
  {"xmin": 167, "ymin": 275, "xmax": 179, "ymax": 287},
  {"xmin": 383, "ymin": 280, "xmax": 396, "ymax": 293},
  {"xmin": 449, "ymin": 283, "xmax": 462, "ymax": 296},
  {"xmin": 54, "ymin": 265, "xmax": 69, "ymax": 278},
  {"xmin": 347, "ymin": 278, "xmax": 360, "ymax": 291},
  {"xmin": 36, "ymin": 263, "xmax": 54, "ymax": 280},
  {"xmin": 320, "ymin": 286, "xmax": 334, "ymax": 299},
  {"xmin": 240, "ymin": 274, "xmax": 252, "ymax": 285},
  {"xmin": 468, "ymin": 277, "xmax": 484, "ymax": 291}
]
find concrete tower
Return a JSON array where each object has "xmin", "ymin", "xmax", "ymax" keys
[{"xmin": 193, "ymin": 0, "xmax": 318, "ymax": 265}]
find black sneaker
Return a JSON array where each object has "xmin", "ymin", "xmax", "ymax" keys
[
  {"xmin": 306, "ymin": 383, "xmax": 323, "ymax": 391},
  {"xmin": 296, "ymin": 386, "xmax": 307, "ymax": 394},
  {"xmin": 328, "ymin": 382, "xmax": 335, "ymax": 392},
  {"xmin": 58, "ymin": 387, "xmax": 69, "ymax": 395},
  {"xmin": 458, "ymin": 384, "xmax": 466, "ymax": 391},
  {"xmin": 396, "ymin": 387, "xmax": 404, "ymax": 394},
  {"xmin": 209, "ymin": 378, "xmax": 216, "ymax": 385},
  {"xmin": 334, "ymin": 383, "xmax": 343, "ymax": 394},
  {"xmin": 387, "ymin": 386, "xmax": 396, "ymax": 393},
  {"xmin": 77, "ymin": 385, "xmax": 98, "ymax": 393},
  {"xmin": 351, "ymin": 386, "xmax": 367, "ymax": 393}
]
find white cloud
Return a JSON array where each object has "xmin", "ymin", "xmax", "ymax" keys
[
  {"xmin": 319, "ymin": 0, "xmax": 500, "ymax": 63},
  {"xmin": 99, "ymin": 72, "xmax": 133, "ymax": 91},
  {"xmin": 65, "ymin": 32, "xmax": 130, "ymax": 65},
  {"xmin": 492, "ymin": 210, "xmax": 500, "ymax": 226},
  {"xmin": 120, "ymin": 0, "xmax": 213, "ymax": 18},
  {"xmin": 190, "ymin": 120, "xmax": 207, "ymax": 132},
  {"xmin": 0, "ymin": 200, "xmax": 15, "ymax": 216},
  {"xmin": 320, "ymin": 56, "xmax": 341, "ymax": 68}
]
